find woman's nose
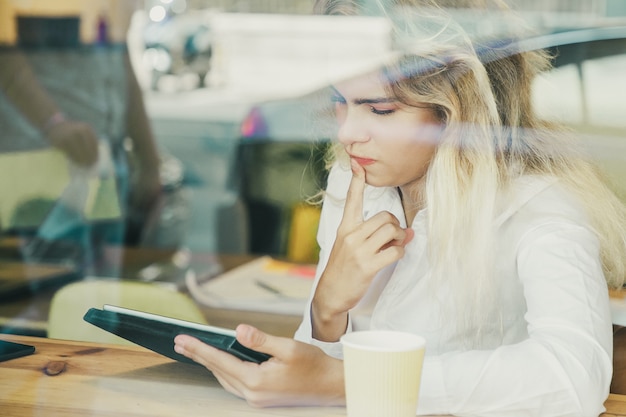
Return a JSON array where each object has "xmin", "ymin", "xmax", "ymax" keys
[{"xmin": 337, "ymin": 111, "xmax": 369, "ymax": 146}]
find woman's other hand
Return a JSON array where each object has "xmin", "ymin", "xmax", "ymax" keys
[
  {"xmin": 174, "ymin": 324, "xmax": 345, "ymax": 407},
  {"xmin": 312, "ymin": 159, "xmax": 414, "ymax": 341}
]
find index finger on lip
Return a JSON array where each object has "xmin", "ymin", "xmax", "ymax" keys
[{"xmin": 341, "ymin": 158, "xmax": 366, "ymax": 229}]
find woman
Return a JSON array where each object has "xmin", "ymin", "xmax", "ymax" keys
[{"xmin": 175, "ymin": 1, "xmax": 626, "ymax": 415}]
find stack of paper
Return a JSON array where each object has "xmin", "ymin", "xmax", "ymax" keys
[{"xmin": 186, "ymin": 256, "xmax": 316, "ymax": 315}]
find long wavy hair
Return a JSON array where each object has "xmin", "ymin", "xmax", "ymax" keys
[{"xmin": 314, "ymin": 0, "xmax": 626, "ymax": 340}]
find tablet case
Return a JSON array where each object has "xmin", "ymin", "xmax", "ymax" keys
[{"xmin": 83, "ymin": 307, "xmax": 271, "ymax": 364}]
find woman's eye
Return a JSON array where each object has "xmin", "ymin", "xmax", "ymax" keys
[{"xmin": 371, "ymin": 107, "xmax": 395, "ymax": 115}]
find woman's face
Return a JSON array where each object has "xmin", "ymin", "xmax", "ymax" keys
[{"xmin": 332, "ymin": 71, "xmax": 441, "ymax": 191}]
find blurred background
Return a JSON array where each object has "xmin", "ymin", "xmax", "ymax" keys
[{"xmin": 0, "ymin": 0, "xmax": 625, "ymax": 310}]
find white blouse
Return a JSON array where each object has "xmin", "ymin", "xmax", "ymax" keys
[{"xmin": 294, "ymin": 163, "xmax": 613, "ymax": 417}]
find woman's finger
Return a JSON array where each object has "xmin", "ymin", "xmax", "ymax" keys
[
  {"xmin": 340, "ymin": 158, "xmax": 367, "ymax": 231},
  {"xmin": 174, "ymin": 334, "xmax": 250, "ymax": 378},
  {"xmin": 235, "ymin": 324, "xmax": 296, "ymax": 361},
  {"xmin": 212, "ymin": 369, "xmax": 245, "ymax": 398}
]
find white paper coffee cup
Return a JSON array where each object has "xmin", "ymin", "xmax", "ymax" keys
[{"xmin": 341, "ymin": 330, "xmax": 426, "ymax": 417}]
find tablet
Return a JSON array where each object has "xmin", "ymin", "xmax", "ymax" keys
[
  {"xmin": 0, "ymin": 340, "xmax": 35, "ymax": 362},
  {"xmin": 83, "ymin": 305, "xmax": 271, "ymax": 364}
]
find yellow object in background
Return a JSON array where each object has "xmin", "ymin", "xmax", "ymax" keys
[
  {"xmin": 0, "ymin": 149, "xmax": 69, "ymax": 228},
  {"xmin": 48, "ymin": 279, "xmax": 208, "ymax": 345},
  {"xmin": 286, "ymin": 202, "xmax": 321, "ymax": 264},
  {"xmin": 0, "ymin": 148, "xmax": 120, "ymax": 229}
]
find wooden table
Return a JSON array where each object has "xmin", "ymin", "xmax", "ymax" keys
[
  {"xmin": 0, "ymin": 335, "xmax": 345, "ymax": 417},
  {"xmin": 607, "ymin": 396, "xmax": 626, "ymax": 417},
  {"xmin": 1, "ymin": 335, "xmax": 625, "ymax": 417}
]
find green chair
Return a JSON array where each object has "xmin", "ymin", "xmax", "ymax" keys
[{"xmin": 48, "ymin": 279, "xmax": 207, "ymax": 345}]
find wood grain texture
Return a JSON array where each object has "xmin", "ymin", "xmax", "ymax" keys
[
  {"xmin": 0, "ymin": 335, "xmax": 346, "ymax": 417},
  {"xmin": 2, "ymin": 334, "xmax": 626, "ymax": 416}
]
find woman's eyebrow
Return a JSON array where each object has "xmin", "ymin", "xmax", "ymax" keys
[
  {"xmin": 353, "ymin": 97, "xmax": 396, "ymax": 105},
  {"xmin": 329, "ymin": 86, "xmax": 395, "ymax": 105}
]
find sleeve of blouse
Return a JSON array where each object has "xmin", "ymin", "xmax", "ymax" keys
[
  {"xmin": 294, "ymin": 163, "xmax": 352, "ymax": 358},
  {"xmin": 416, "ymin": 221, "xmax": 613, "ymax": 417}
]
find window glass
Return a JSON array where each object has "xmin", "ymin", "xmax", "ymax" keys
[{"xmin": 2, "ymin": 5, "xmax": 626, "ymax": 415}]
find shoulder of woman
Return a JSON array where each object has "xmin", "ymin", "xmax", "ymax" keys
[{"xmin": 496, "ymin": 175, "xmax": 589, "ymax": 226}]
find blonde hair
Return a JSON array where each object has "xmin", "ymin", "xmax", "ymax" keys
[{"xmin": 315, "ymin": 0, "xmax": 626, "ymax": 340}]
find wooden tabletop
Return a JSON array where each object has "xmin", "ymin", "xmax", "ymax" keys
[
  {"xmin": 1, "ymin": 335, "xmax": 625, "ymax": 417},
  {"xmin": 605, "ymin": 395, "xmax": 626, "ymax": 417},
  {"xmin": 0, "ymin": 335, "xmax": 345, "ymax": 417}
]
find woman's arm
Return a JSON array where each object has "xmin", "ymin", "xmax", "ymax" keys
[
  {"xmin": 312, "ymin": 160, "xmax": 413, "ymax": 341},
  {"xmin": 416, "ymin": 222, "xmax": 612, "ymax": 417},
  {"xmin": 0, "ymin": 50, "xmax": 61, "ymax": 130},
  {"xmin": 0, "ymin": 50, "xmax": 98, "ymax": 165}
]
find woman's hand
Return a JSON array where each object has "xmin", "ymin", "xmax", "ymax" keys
[
  {"xmin": 46, "ymin": 120, "xmax": 99, "ymax": 167},
  {"xmin": 312, "ymin": 159, "xmax": 414, "ymax": 341},
  {"xmin": 174, "ymin": 324, "xmax": 345, "ymax": 407}
]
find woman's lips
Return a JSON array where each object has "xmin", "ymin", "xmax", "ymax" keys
[{"xmin": 351, "ymin": 156, "xmax": 375, "ymax": 166}]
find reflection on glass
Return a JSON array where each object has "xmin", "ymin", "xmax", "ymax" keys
[{"xmin": 1, "ymin": 1, "xmax": 626, "ymax": 416}]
